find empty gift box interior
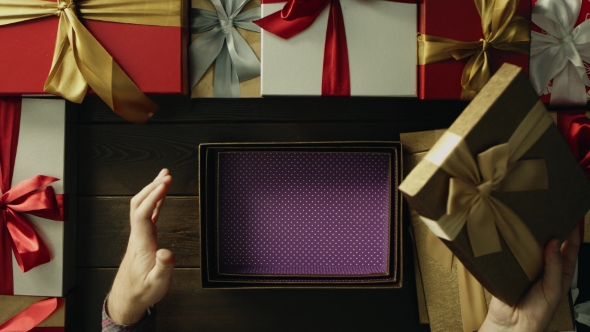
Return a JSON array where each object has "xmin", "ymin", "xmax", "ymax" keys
[{"xmin": 200, "ymin": 143, "xmax": 402, "ymax": 287}]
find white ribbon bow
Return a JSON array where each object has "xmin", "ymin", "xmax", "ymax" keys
[{"xmin": 530, "ymin": 0, "xmax": 590, "ymax": 105}]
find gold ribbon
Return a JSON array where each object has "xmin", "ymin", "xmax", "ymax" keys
[
  {"xmin": 418, "ymin": 100, "xmax": 551, "ymax": 281},
  {"xmin": 418, "ymin": 0, "xmax": 530, "ymax": 100},
  {"xmin": 0, "ymin": 0, "xmax": 183, "ymax": 124},
  {"xmin": 412, "ymin": 210, "xmax": 487, "ymax": 332}
]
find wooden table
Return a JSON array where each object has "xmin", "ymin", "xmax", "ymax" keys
[{"xmin": 74, "ymin": 95, "xmax": 468, "ymax": 331}]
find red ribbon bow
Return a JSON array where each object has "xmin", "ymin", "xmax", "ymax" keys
[
  {"xmin": 558, "ymin": 111, "xmax": 590, "ymax": 178},
  {"xmin": 255, "ymin": 0, "xmax": 351, "ymax": 96},
  {"xmin": 0, "ymin": 99, "xmax": 64, "ymax": 295},
  {"xmin": 557, "ymin": 111, "xmax": 590, "ymax": 243},
  {"xmin": 255, "ymin": 0, "xmax": 415, "ymax": 96},
  {"xmin": 0, "ymin": 297, "xmax": 62, "ymax": 332}
]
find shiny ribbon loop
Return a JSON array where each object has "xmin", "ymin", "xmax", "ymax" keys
[
  {"xmin": 3, "ymin": 176, "xmax": 64, "ymax": 273},
  {"xmin": 0, "ymin": 298, "xmax": 59, "ymax": 332},
  {"xmin": 0, "ymin": 0, "xmax": 184, "ymax": 124},
  {"xmin": 411, "ymin": 210, "xmax": 487, "ymax": 332},
  {"xmin": 280, "ymin": 0, "xmax": 329, "ymax": 21},
  {"xmin": 557, "ymin": 111, "xmax": 590, "ymax": 246},
  {"xmin": 0, "ymin": 101, "xmax": 64, "ymax": 295},
  {"xmin": 563, "ymin": 112, "xmax": 590, "ymax": 177},
  {"xmin": 255, "ymin": 0, "xmax": 350, "ymax": 96},
  {"xmin": 419, "ymin": 101, "xmax": 552, "ymax": 281},
  {"xmin": 190, "ymin": 0, "xmax": 261, "ymax": 97},
  {"xmin": 530, "ymin": 0, "xmax": 590, "ymax": 105},
  {"xmin": 418, "ymin": 0, "xmax": 530, "ymax": 99}
]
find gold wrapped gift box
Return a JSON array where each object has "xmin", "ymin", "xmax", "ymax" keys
[
  {"xmin": 400, "ymin": 64, "xmax": 590, "ymax": 305},
  {"xmin": 402, "ymin": 128, "xmax": 576, "ymax": 331}
]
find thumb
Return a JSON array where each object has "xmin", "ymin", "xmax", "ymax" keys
[
  {"xmin": 150, "ymin": 249, "xmax": 175, "ymax": 284},
  {"xmin": 541, "ymin": 239, "xmax": 564, "ymax": 305}
]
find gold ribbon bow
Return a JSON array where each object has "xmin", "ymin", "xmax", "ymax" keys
[
  {"xmin": 411, "ymin": 210, "xmax": 487, "ymax": 332},
  {"xmin": 418, "ymin": 0, "xmax": 530, "ymax": 100},
  {"xmin": 0, "ymin": 0, "xmax": 183, "ymax": 124},
  {"xmin": 418, "ymin": 100, "xmax": 551, "ymax": 281}
]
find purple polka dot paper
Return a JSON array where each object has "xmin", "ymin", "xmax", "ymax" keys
[{"xmin": 217, "ymin": 152, "xmax": 392, "ymax": 277}]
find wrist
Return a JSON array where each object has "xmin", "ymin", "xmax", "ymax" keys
[
  {"xmin": 478, "ymin": 317, "xmax": 513, "ymax": 332},
  {"xmin": 106, "ymin": 287, "xmax": 148, "ymax": 325}
]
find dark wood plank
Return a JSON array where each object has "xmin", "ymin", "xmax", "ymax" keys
[
  {"xmin": 78, "ymin": 122, "xmax": 454, "ymax": 196},
  {"xmin": 78, "ymin": 95, "xmax": 466, "ymax": 123},
  {"xmin": 76, "ymin": 267, "xmax": 430, "ymax": 332},
  {"xmin": 77, "ymin": 197, "xmax": 199, "ymax": 268}
]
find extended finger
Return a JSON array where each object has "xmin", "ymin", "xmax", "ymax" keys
[
  {"xmin": 151, "ymin": 178, "xmax": 171, "ymax": 224},
  {"xmin": 130, "ymin": 174, "xmax": 172, "ymax": 213},
  {"xmin": 154, "ymin": 168, "xmax": 169, "ymax": 181},
  {"xmin": 560, "ymin": 226, "xmax": 581, "ymax": 292},
  {"xmin": 130, "ymin": 182, "xmax": 168, "ymax": 245},
  {"xmin": 541, "ymin": 239, "xmax": 564, "ymax": 305},
  {"xmin": 135, "ymin": 182, "xmax": 170, "ymax": 223}
]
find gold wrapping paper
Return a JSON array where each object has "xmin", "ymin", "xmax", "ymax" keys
[
  {"xmin": 412, "ymin": 216, "xmax": 574, "ymax": 331},
  {"xmin": 400, "ymin": 64, "xmax": 590, "ymax": 306},
  {"xmin": 417, "ymin": 102, "xmax": 550, "ymax": 282},
  {"xmin": 191, "ymin": 0, "xmax": 261, "ymax": 98},
  {"xmin": 402, "ymin": 129, "xmax": 575, "ymax": 331},
  {"xmin": 0, "ymin": 296, "xmax": 65, "ymax": 327},
  {"xmin": 0, "ymin": 0, "xmax": 185, "ymax": 124},
  {"xmin": 411, "ymin": 230, "xmax": 430, "ymax": 324}
]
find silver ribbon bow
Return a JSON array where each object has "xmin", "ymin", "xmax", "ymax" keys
[
  {"xmin": 190, "ymin": 0, "xmax": 260, "ymax": 97},
  {"xmin": 530, "ymin": 0, "xmax": 590, "ymax": 105}
]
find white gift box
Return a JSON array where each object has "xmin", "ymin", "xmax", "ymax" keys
[
  {"xmin": 260, "ymin": 0, "xmax": 417, "ymax": 97},
  {"xmin": 5, "ymin": 98, "xmax": 76, "ymax": 297}
]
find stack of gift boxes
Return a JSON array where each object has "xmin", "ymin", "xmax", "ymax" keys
[{"xmin": 1, "ymin": 0, "xmax": 590, "ymax": 330}]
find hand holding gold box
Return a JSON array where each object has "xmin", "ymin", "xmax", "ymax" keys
[
  {"xmin": 400, "ymin": 63, "xmax": 590, "ymax": 306},
  {"xmin": 401, "ymin": 128, "xmax": 576, "ymax": 331}
]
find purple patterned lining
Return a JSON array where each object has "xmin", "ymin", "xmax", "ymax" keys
[{"xmin": 217, "ymin": 152, "xmax": 392, "ymax": 276}]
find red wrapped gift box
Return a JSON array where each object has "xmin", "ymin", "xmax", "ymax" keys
[
  {"xmin": 531, "ymin": 0, "xmax": 590, "ymax": 105},
  {"xmin": 419, "ymin": 0, "xmax": 531, "ymax": 100},
  {"xmin": 0, "ymin": 0, "xmax": 188, "ymax": 121}
]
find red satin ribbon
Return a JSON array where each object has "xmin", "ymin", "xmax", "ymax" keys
[
  {"xmin": 557, "ymin": 111, "xmax": 590, "ymax": 242},
  {"xmin": 256, "ymin": 0, "xmax": 350, "ymax": 96},
  {"xmin": 255, "ymin": 0, "xmax": 415, "ymax": 96},
  {"xmin": 0, "ymin": 298, "xmax": 60, "ymax": 332},
  {"xmin": 0, "ymin": 99, "xmax": 65, "ymax": 295}
]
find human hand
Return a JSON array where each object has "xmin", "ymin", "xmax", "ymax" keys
[
  {"xmin": 479, "ymin": 226, "xmax": 580, "ymax": 332},
  {"xmin": 107, "ymin": 169, "xmax": 175, "ymax": 325}
]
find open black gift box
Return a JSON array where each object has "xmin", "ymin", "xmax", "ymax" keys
[{"xmin": 199, "ymin": 142, "xmax": 403, "ymax": 289}]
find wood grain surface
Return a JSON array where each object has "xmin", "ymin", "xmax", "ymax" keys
[
  {"xmin": 76, "ymin": 267, "xmax": 431, "ymax": 332},
  {"xmin": 78, "ymin": 122, "xmax": 456, "ymax": 196},
  {"xmin": 73, "ymin": 96, "xmax": 466, "ymax": 331},
  {"xmin": 75, "ymin": 96, "xmax": 466, "ymax": 331},
  {"xmin": 77, "ymin": 197, "xmax": 199, "ymax": 268},
  {"xmin": 78, "ymin": 96, "xmax": 466, "ymax": 123}
]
